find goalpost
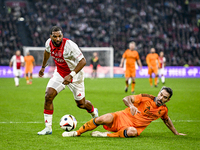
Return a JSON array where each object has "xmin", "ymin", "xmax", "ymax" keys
[{"xmin": 23, "ymin": 46, "xmax": 114, "ymax": 78}]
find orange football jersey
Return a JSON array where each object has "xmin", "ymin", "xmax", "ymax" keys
[
  {"xmin": 122, "ymin": 49, "xmax": 139, "ymax": 68},
  {"xmin": 24, "ymin": 55, "xmax": 35, "ymax": 68},
  {"xmin": 146, "ymin": 53, "xmax": 159, "ymax": 68}
]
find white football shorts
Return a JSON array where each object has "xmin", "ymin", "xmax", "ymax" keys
[
  {"xmin": 159, "ymin": 68, "xmax": 165, "ymax": 76},
  {"xmin": 46, "ymin": 71, "xmax": 85, "ymax": 101},
  {"xmin": 13, "ymin": 69, "xmax": 22, "ymax": 77}
]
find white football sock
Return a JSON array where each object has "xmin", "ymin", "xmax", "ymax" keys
[
  {"xmin": 44, "ymin": 114, "xmax": 53, "ymax": 129},
  {"xmin": 161, "ymin": 76, "xmax": 165, "ymax": 83},
  {"xmin": 14, "ymin": 77, "xmax": 19, "ymax": 86}
]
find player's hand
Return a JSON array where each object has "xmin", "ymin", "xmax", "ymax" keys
[
  {"xmin": 130, "ymin": 106, "xmax": 141, "ymax": 116},
  {"xmin": 62, "ymin": 75, "xmax": 73, "ymax": 85},
  {"xmin": 119, "ymin": 64, "xmax": 123, "ymax": 68},
  {"xmin": 39, "ymin": 68, "xmax": 45, "ymax": 77},
  {"xmin": 176, "ymin": 133, "xmax": 186, "ymax": 136}
]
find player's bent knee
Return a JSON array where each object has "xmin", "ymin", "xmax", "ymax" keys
[
  {"xmin": 45, "ymin": 92, "xmax": 56, "ymax": 101},
  {"xmin": 127, "ymin": 127, "xmax": 137, "ymax": 137}
]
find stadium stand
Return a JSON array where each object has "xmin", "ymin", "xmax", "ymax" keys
[{"xmin": 0, "ymin": 0, "xmax": 200, "ymax": 66}]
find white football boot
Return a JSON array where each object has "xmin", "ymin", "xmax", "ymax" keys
[
  {"xmin": 37, "ymin": 127, "xmax": 52, "ymax": 135},
  {"xmin": 91, "ymin": 131, "xmax": 110, "ymax": 137},
  {"xmin": 90, "ymin": 108, "xmax": 99, "ymax": 118},
  {"xmin": 62, "ymin": 131, "xmax": 78, "ymax": 137}
]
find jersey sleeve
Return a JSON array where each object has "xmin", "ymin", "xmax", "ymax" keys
[
  {"xmin": 136, "ymin": 51, "xmax": 140, "ymax": 60},
  {"xmin": 163, "ymin": 57, "xmax": 166, "ymax": 63},
  {"xmin": 146, "ymin": 54, "xmax": 150, "ymax": 66},
  {"xmin": 10, "ymin": 56, "xmax": 15, "ymax": 62},
  {"xmin": 21, "ymin": 56, "xmax": 24, "ymax": 63},
  {"xmin": 122, "ymin": 52, "xmax": 126, "ymax": 58},
  {"xmin": 45, "ymin": 38, "xmax": 51, "ymax": 53},
  {"xmin": 67, "ymin": 40, "xmax": 84, "ymax": 62},
  {"xmin": 133, "ymin": 94, "xmax": 142, "ymax": 107}
]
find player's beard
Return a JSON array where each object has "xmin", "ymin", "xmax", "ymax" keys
[
  {"xmin": 156, "ymin": 99, "xmax": 164, "ymax": 107},
  {"xmin": 52, "ymin": 39, "xmax": 62, "ymax": 47}
]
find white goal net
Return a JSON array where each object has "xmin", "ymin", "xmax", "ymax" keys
[{"xmin": 23, "ymin": 46, "xmax": 114, "ymax": 78}]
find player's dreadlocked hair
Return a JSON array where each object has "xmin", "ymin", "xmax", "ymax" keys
[
  {"xmin": 50, "ymin": 26, "xmax": 63, "ymax": 35},
  {"xmin": 160, "ymin": 86, "xmax": 173, "ymax": 99}
]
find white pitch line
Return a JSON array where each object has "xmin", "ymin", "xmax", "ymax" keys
[{"xmin": 0, "ymin": 120, "xmax": 200, "ymax": 124}]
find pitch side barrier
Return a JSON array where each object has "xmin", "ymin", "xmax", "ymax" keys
[{"xmin": 0, "ymin": 66, "xmax": 200, "ymax": 78}]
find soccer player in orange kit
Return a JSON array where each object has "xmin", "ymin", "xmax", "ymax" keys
[
  {"xmin": 120, "ymin": 41, "xmax": 142, "ymax": 93},
  {"xmin": 24, "ymin": 52, "xmax": 35, "ymax": 84},
  {"xmin": 146, "ymin": 48, "xmax": 159, "ymax": 87},
  {"xmin": 62, "ymin": 86, "xmax": 186, "ymax": 138}
]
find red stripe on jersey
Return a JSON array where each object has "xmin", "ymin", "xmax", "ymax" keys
[
  {"xmin": 16, "ymin": 55, "xmax": 21, "ymax": 69},
  {"xmin": 159, "ymin": 57, "xmax": 164, "ymax": 68},
  {"xmin": 49, "ymin": 38, "xmax": 71, "ymax": 78}
]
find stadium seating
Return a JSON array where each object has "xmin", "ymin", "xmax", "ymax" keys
[{"xmin": 0, "ymin": 0, "xmax": 200, "ymax": 66}]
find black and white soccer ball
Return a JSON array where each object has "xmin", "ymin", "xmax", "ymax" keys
[{"xmin": 60, "ymin": 114, "xmax": 77, "ymax": 131}]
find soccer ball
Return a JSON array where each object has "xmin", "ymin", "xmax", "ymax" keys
[{"xmin": 60, "ymin": 114, "xmax": 77, "ymax": 131}]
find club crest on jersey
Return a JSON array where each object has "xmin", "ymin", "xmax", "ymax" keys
[{"xmin": 58, "ymin": 51, "xmax": 62, "ymax": 57}]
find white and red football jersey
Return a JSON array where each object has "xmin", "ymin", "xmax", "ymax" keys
[
  {"xmin": 10, "ymin": 55, "xmax": 24, "ymax": 70},
  {"xmin": 45, "ymin": 38, "xmax": 84, "ymax": 79},
  {"xmin": 158, "ymin": 56, "xmax": 166, "ymax": 69}
]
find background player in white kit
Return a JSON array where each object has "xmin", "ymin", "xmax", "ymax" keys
[
  {"xmin": 158, "ymin": 51, "xmax": 166, "ymax": 84},
  {"xmin": 9, "ymin": 50, "xmax": 24, "ymax": 87},
  {"xmin": 37, "ymin": 26, "xmax": 98, "ymax": 135}
]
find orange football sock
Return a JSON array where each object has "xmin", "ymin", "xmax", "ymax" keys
[
  {"xmin": 76, "ymin": 118, "xmax": 98, "ymax": 136},
  {"xmin": 26, "ymin": 76, "xmax": 29, "ymax": 81},
  {"xmin": 131, "ymin": 82, "xmax": 135, "ymax": 92},
  {"xmin": 155, "ymin": 76, "xmax": 158, "ymax": 85},
  {"xmin": 149, "ymin": 78, "xmax": 153, "ymax": 86},
  {"xmin": 107, "ymin": 129, "xmax": 127, "ymax": 138},
  {"xmin": 125, "ymin": 80, "xmax": 128, "ymax": 88}
]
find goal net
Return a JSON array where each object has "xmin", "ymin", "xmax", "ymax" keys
[{"xmin": 23, "ymin": 46, "xmax": 114, "ymax": 78}]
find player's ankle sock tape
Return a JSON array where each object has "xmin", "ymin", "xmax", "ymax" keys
[
  {"xmin": 124, "ymin": 130, "xmax": 129, "ymax": 138},
  {"xmin": 93, "ymin": 118, "xmax": 99, "ymax": 126}
]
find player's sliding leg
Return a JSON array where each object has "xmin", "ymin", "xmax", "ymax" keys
[
  {"xmin": 107, "ymin": 127, "xmax": 137, "ymax": 138},
  {"xmin": 91, "ymin": 128, "xmax": 138, "ymax": 138},
  {"xmin": 38, "ymin": 87, "xmax": 57, "ymax": 135},
  {"xmin": 62, "ymin": 118, "xmax": 99, "ymax": 137},
  {"xmin": 62, "ymin": 113, "xmax": 114, "ymax": 137},
  {"xmin": 76, "ymin": 98, "xmax": 98, "ymax": 118}
]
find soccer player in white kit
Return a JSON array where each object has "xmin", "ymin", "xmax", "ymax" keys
[
  {"xmin": 9, "ymin": 50, "xmax": 24, "ymax": 87},
  {"xmin": 37, "ymin": 26, "xmax": 98, "ymax": 135},
  {"xmin": 158, "ymin": 51, "xmax": 166, "ymax": 84}
]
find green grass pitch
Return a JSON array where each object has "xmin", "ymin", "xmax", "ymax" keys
[{"xmin": 0, "ymin": 77, "xmax": 200, "ymax": 150}]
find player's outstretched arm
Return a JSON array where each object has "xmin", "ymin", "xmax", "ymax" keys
[{"xmin": 162, "ymin": 117, "xmax": 186, "ymax": 136}]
